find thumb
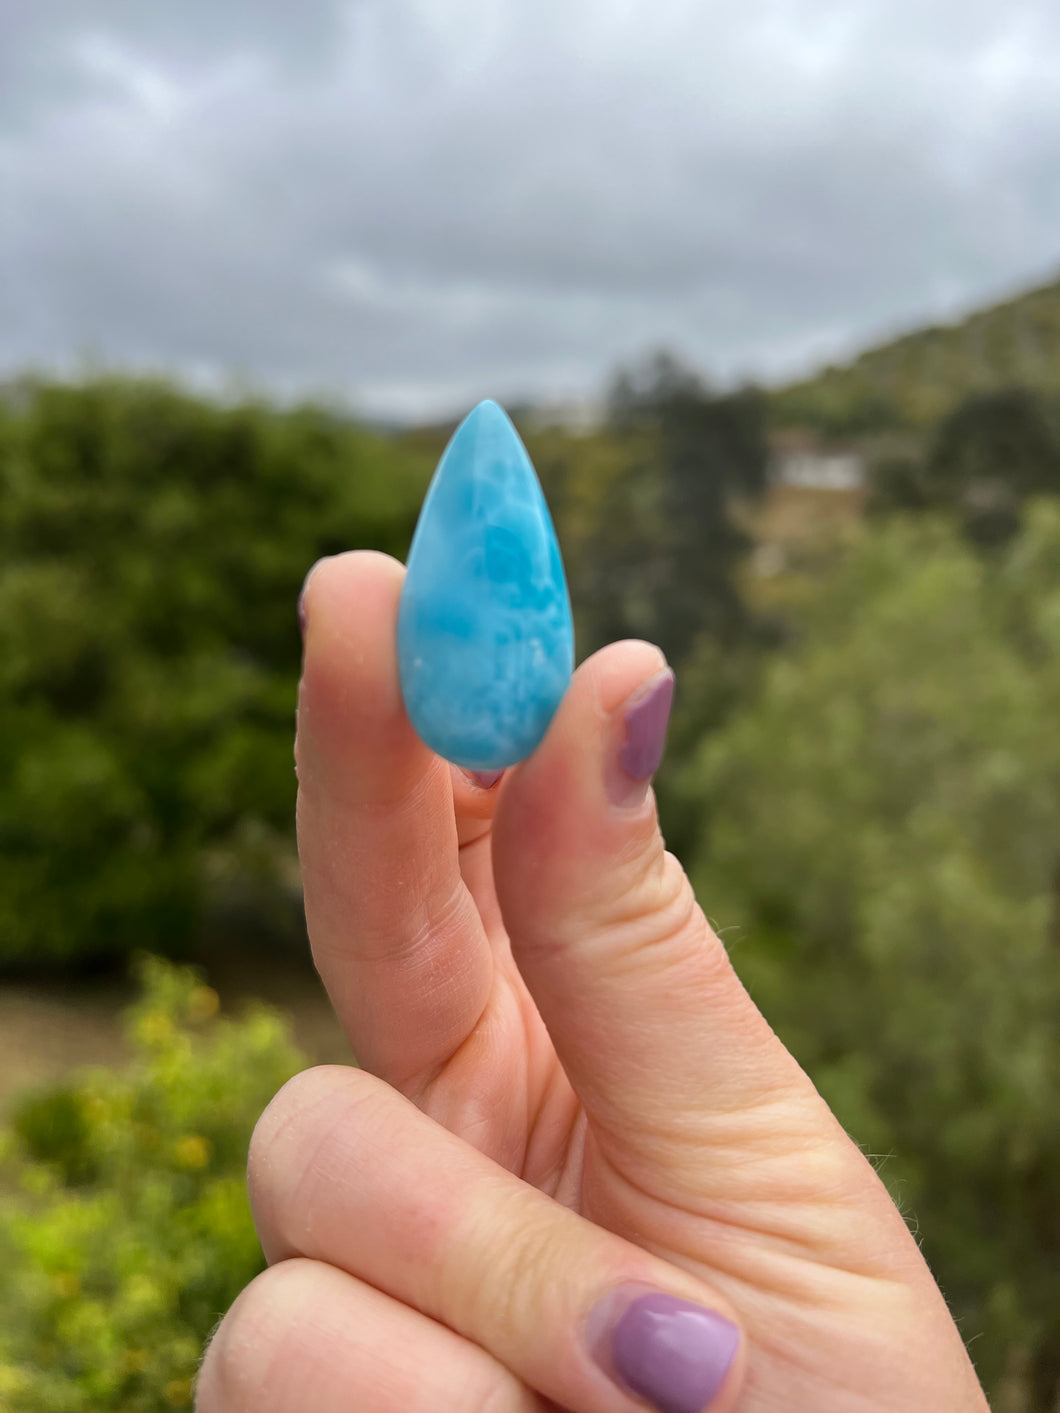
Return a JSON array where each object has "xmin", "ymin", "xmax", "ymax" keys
[{"xmin": 492, "ymin": 641, "xmax": 817, "ymax": 1164}]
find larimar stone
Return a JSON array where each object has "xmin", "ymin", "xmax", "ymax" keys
[{"xmin": 397, "ymin": 400, "xmax": 574, "ymax": 770}]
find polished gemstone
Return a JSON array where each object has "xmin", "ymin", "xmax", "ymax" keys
[{"xmin": 397, "ymin": 400, "xmax": 574, "ymax": 770}]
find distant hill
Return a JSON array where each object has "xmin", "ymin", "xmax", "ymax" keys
[{"xmin": 771, "ymin": 273, "xmax": 1060, "ymax": 435}]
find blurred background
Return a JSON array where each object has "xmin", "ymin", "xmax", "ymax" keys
[{"xmin": 1, "ymin": 1, "xmax": 1059, "ymax": 1408}]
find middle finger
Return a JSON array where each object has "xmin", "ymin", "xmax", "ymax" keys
[{"xmin": 196, "ymin": 1256, "xmax": 550, "ymax": 1412}]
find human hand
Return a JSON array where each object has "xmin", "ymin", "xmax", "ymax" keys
[{"xmin": 198, "ymin": 550, "xmax": 989, "ymax": 1412}]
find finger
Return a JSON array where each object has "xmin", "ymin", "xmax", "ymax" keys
[
  {"xmin": 450, "ymin": 762, "xmax": 506, "ymax": 830},
  {"xmin": 491, "ymin": 642, "xmax": 828, "ymax": 1178},
  {"xmin": 449, "ymin": 763, "xmax": 508, "ymax": 934},
  {"xmin": 249, "ymin": 1066, "xmax": 746, "ymax": 1413},
  {"xmin": 295, "ymin": 551, "xmax": 493, "ymax": 1085},
  {"xmin": 196, "ymin": 1256, "xmax": 548, "ymax": 1412}
]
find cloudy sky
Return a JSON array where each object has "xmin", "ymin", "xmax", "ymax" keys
[{"xmin": 2, "ymin": 0, "xmax": 1060, "ymax": 419}]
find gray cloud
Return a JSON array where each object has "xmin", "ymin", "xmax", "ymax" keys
[{"xmin": 2, "ymin": 0, "xmax": 1060, "ymax": 417}]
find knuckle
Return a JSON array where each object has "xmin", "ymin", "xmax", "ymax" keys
[
  {"xmin": 247, "ymin": 1064, "xmax": 370, "ymax": 1205},
  {"xmin": 449, "ymin": 1190, "xmax": 565, "ymax": 1343},
  {"xmin": 586, "ymin": 848, "xmax": 703, "ymax": 979},
  {"xmin": 249, "ymin": 1065, "xmax": 349, "ymax": 1164},
  {"xmin": 196, "ymin": 1260, "xmax": 320, "ymax": 1412},
  {"xmin": 198, "ymin": 1259, "xmax": 537, "ymax": 1413},
  {"xmin": 247, "ymin": 1065, "xmax": 400, "ymax": 1258},
  {"xmin": 587, "ymin": 824, "xmax": 675, "ymax": 925}
]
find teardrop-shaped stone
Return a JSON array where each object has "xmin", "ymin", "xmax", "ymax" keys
[{"xmin": 397, "ymin": 400, "xmax": 574, "ymax": 770}]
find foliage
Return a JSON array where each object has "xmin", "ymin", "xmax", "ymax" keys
[
  {"xmin": 0, "ymin": 956, "xmax": 306, "ymax": 1412},
  {"xmin": 771, "ymin": 274, "xmax": 1060, "ymax": 434},
  {"xmin": 870, "ymin": 388, "xmax": 1060, "ymax": 547},
  {"xmin": 571, "ymin": 353, "xmax": 768, "ymax": 663},
  {"xmin": 0, "ymin": 378, "xmax": 430, "ymax": 969},
  {"xmin": 5, "ymin": 360, "xmax": 1059, "ymax": 1408},
  {"xmin": 0, "ymin": 372, "xmax": 764, "ymax": 969},
  {"xmin": 685, "ymin": 505, "xmax": 1060, "ymax": 1407}
]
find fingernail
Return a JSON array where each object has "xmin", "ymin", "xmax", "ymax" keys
[
  {"xmin": 298, "ymin": 559, "xmax": 326, "ymax": 639},
  {"xmin": 609, "ymin": 668, "xmax": 675, "ymax": 808},
  {"xmin": 469, "ymin": 769, "xmax": 504, "ymax": 789},
  {"xmin": 589, "ymin": 1291, "xmax": 739, "ymax": 1413}
]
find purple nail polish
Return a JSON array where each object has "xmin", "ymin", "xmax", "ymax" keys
[
  {"xmin": 608, "ymin": 1293, "xmax": 739, "ymax": 1413},
  {"xmin": 618, "ymin": 669, "xmax": 675, "ymax": 783},
  {"xmin": 469, "ymin": 769, "xmax": 504, "ymax": 789}
]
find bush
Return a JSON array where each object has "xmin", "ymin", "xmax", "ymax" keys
[
  {"xmin": 687, "ymin": 504, "xmax": 1060, "ymax": 1405},
  {"xmin": 0, "ymin": 957, "xmax": 306, "ymax": 1411}
]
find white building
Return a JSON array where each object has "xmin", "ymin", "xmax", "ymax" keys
[{"xmin": 770, "ymin": 439, "xmax": 866, "ymax": 491}]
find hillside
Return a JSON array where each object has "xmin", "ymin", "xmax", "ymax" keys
[{"xmin": 771, "ymin": 272, "xmax": 1060, "ymax": 434}]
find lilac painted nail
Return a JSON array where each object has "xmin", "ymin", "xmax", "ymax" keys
[
  {"xmin": 469, "ymin": 768, "xmax": 504, "ymax": 789},
  {"xmin": 618, "ymin": 668, "xmax": 675, "ymax": 783},
  {"xmin": 608, "ymin": 1293, "xmax": 739, "ymax": 1413}
]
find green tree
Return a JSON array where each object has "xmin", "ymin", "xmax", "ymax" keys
[
  {"xmin": 683, "ymin": 505, "xmax": 1060, "ymax": 1407},
  {"xmin": 0, "ymin": 378, "xmax": 429, "ymax": 970},
  {"xmin": 871, "ymin": 388, "xmax": 1060, "ymax": 546},
  {"xmin": 928, "ymin": 388, "xmax": 1060, "ymax": 544},
  {"xmin": 583, "ymin": 353, "xmax": 767, "ymax": 664}
]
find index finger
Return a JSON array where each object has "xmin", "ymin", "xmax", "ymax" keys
[
  {"xmin": 295, "ymin": 551, "xmax": 492, "ymax": 1086},
  {"xmin": 249, "ymin": 1066, "xmax": 746, "ymax": 1413}
]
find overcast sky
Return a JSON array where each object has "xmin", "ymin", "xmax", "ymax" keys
[{"xmin": 2, "ymin": 0, "xmax": 1059, "ymax": 419}]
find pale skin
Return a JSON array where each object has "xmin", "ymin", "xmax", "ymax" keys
[{"xmin": 197, "ymin": 551, "xmax": 990, "ymax": 1413}]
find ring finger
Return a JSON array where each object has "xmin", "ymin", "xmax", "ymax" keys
[{"xmin": 196, "ymin": 1256, "xmax": 550, "ymax": 1413}]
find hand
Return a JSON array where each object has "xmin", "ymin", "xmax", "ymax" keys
[{"xmin": 198, "ymin": 551, "xmax": 989, "ymax": 1412}]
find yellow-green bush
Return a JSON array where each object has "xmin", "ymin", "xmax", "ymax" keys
[{"xmin": 0, "ymin": 958, "xmax": 306, "ymax": 1411}]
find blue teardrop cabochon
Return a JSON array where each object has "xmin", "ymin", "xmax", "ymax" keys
[{"xmin": 397, "ymin": 400, "xmax": 574, "ymax": 770}]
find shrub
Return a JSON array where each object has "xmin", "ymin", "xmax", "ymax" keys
[
  {"xmin": 687, "ymin": 504, "xmax": 1060, "ymax": 1405},
  {"xmin": 0, "ymin": 957, "xmax": 306, "ymax": 1411}
]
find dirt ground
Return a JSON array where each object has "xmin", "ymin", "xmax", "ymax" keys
[{"xmin": 0, "ymin": 953, "xmax": 354, "ymax": 1118}]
